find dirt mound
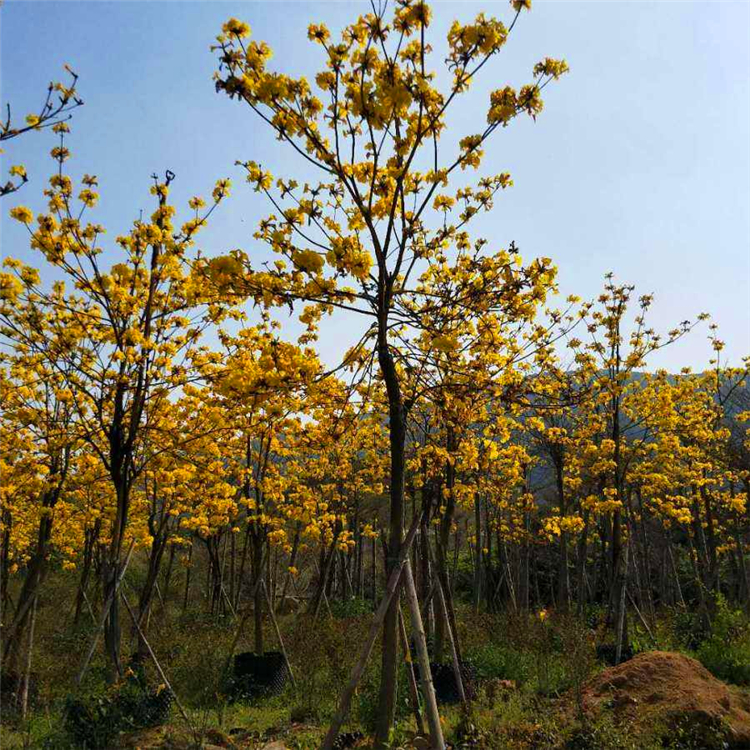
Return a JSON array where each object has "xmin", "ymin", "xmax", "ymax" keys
[{"xmin": 582, "ymin": 651, "xmax": 750, "ymax": 747}]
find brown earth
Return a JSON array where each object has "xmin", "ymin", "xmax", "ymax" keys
[{"xmin": 582, "ymin": 651, "xmax": 750, "ymax": 747}]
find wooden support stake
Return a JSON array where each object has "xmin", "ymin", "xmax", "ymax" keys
[
  {"xmin": 428, "ymin": 542, "xmax": 466, "ymax": 705},
  {"xmin": 398, "ymin": 604, "xmax": 425, "ymax": 737},
  {"xmin": 627, "ymin": 590, "xmax": 656, "ymax": 646},
  {"xmin": 220, "ymin": 582, "xmax": 237, "ymax": 618},
  {"xmin": 20, "ymin": 595, "xmax": 37, "ymax": 720},
  {"xmin": 322, "ymin": 588, "xmax": 334, "ymax": 619},
  {"xmin": 223, "ymin": 550, "xmax": 268, "ymax": 678},
  {"xmin": 403, "ymin": 561, "xmax": 445, "ymax": 749},
  {"xmin": 615, "ymin": 544, "xmax": 630, "ymax": 666},
  {"xmin": 82, "ymin": 589, "xmax": 97, "ymax": 624},
  {"xmin": 435, "ymin": 571, "xmax": 466, "ymax": 705}
]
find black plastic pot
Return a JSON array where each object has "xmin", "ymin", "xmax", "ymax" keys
[
  {"xmin": 231, "ymin": 650, "xmax": 287, "ymax": 700},
  {"xmin": 63, "ymin": 673, "xmax": 173, "ymax": 749},
  {"xmin": 0, "ymin": 670, "xmax": 39, "ymax": 712},
  {"xmin": 413, "ymin": 660, "xmax": 477, "ymax": 704}
]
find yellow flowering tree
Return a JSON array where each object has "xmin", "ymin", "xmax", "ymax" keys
[
  {"xmin": 0, "ymin": 292, "xmax": 81, "ymax": 669},
  {"xmin": 3, "ymin": 135, "xmax": 234, "ymax": 677},
  {"xmin": 197, "ymin": 322, "xmax": 321, "ymax": 651},
  {"xmin": 207, "ymin": 1, "xmax": 567, "ymax": 736},
  {"xmin": 565, "ymin": 275, "xmax": 706, "ymax": 657}
]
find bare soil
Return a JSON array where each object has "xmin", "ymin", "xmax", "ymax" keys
[{"xmin": 582, "ymin": 650, "xmax": 750, "ymax": 747}]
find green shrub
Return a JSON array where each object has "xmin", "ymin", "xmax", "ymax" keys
[
  {"xmin": 63, "ymin": 665, "xmax": 173, "ymax": 749},
  {"xmin": 697, "ymin": 636, "xmax": 750, "ymax": 686},
  {"xmin": 673, "ymin": 609, "xmax": 710, "ymax": 651},
  {"xmin": 328, "ymin": 596, "xmax": 373, "ymax": 619},
  {"xmin": 463, "ymin": 642, "xmax": 531, "ymax": 684},
  {"xmin": 696, "ymin": 595, "xmax": 750, "ymax": 685},
  {"xmin": 354, "ymin": 663, "xmax": 412, "ymax": 734},
  {"xmin": 464, "ymin": 613, "xmax": 597, "ymax": 700},
  {"xmin": 664, "ymin": 713, "xmax": 731, "ymax": 750}
]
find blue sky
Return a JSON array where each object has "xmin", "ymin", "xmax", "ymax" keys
[{"xmin": 2, "ymin": 1, "xmax": 749, "ymax": 372}]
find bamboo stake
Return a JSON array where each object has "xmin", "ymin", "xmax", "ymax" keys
[
  {"xmin": 434, "ymin": 561, "xmax": 466, "ymax": 705},
  {"xmin": 398, "ymin": 604, "xmax": 425, "ymax": 737},
  {"xmin": 627, "ymin": 590, "xmax": 656, "ymax": 646},
  {"xmin": 81, "ymin": 589, "xmax": 97, "ymax": 624},
  {"xmin": 223, "ymin": 549, "xmax": 268, "ymax": 678},
  {"xmin": 428, "ymin": 542, "xmax": 466, "ymax": 705},
  {"xmin": 20, "ymin": 595, "xmax": 37, "ymax": 719},
  {"xmin": 403, "ymin": 561, "xmax": 445, "ymax": 749},
  {"xmin": 667, "ymin": 542, "xmax": 686, "ymax": 608},
  {"xmin": 220, "ymin": 582, "xmax": 237, "ymax": 618},
  {"xmin": 614, "ymin": 543, "xmax": 630, "ymax": 665}
]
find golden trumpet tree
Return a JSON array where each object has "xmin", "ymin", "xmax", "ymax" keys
[
  {"xmin": 206, "ymin": 2, "xmax": 567, "ymax": 731},
  {"xmin": 0, "ymin": 292, "xmax": 81, "ymax": 666},
  {"xmin": 287, "ymin": 381, "xmax": 388, "ymax": 615},
  {"xmin": 196, "ymin": 322, "xmax": 321, "ymax": 650},
  {"xmin": 3, "ymin": 134, "xmax": 234, "ymax": 676},
  {"xmin": 549, "ymin": 276, "xmax": 707, "ymax": 653}
]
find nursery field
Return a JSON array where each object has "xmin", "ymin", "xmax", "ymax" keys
[
  {"xmin": 1, "ymin": 0, "xmax": 749, "ymax": 748},
  {"xmin": 2, "ymin": 557, "xmax": 750, "ymax": 749}
]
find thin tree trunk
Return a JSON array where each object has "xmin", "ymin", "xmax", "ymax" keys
[
  {"xmin": 76, "ymin": 541, "xmax": 135, "ymax": 686},
  {"xmin": 576, "ymin": 510, "xmax": 590, "ymax": 615},
  {"xmin": 20, "ymin": 595, "xmax": 37, "ymax": 720},
  {"xmin": 473, "ymin": 495, "xmax": 482, "ymax": 613},
  {"xmin": 279, "ymin": 525, "xmax": 301, "ymax": 612},
  {"xmin": 162, "ymin": 542, "xmax": 176, "ymax": 608},
  {"xmin": 182, "ymin": 543, "xmax": 193, "ymax": 613},
  {"xmin": 120, "ymin": 589, "xmax": 195, "ymax": 740},
  {"xmin": 374, "ymin": 338, "xmax": 407, "ymax": 749},
  {"xmin": 261, "ymin": 579, "xmax": 295, "ymax": 689}
]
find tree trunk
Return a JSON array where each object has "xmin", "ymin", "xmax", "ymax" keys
[
  {"xmin": 3, "ymin": 514, "xmax": 52, "ymax": 669},
  {"xmin": 374, "ymin": 337, "xmax": 406, "ymax": 749},
  {"xmin": 183, "ymin": 543, "xmax": 193, "ymax": 613},
  {"xmin": 473, "ymin": 495, "xmax": 482, "ymax": 613},
  {"xmin": 576, "ymin": 510, "xmax": 590, "ymax": 615},
  {"xmin": 74, "ymin": 522, "xmax": 100, "ymax": 626},
  {"xmin": 136, "ymin": 533, "xmax": 168, "ymax": 658},
  {"xmin": 252, "ymin": 532, "xmax": 264, "ymax": 655}
]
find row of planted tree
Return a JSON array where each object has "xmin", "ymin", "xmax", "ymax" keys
[{"xmin": 1, "ymin": 0, "xmax": 748, "ymax": 745}]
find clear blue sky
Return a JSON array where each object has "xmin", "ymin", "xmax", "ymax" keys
[{"xmin": 2, "ymin": 1, "xmax": 749, "ymax": 371}]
